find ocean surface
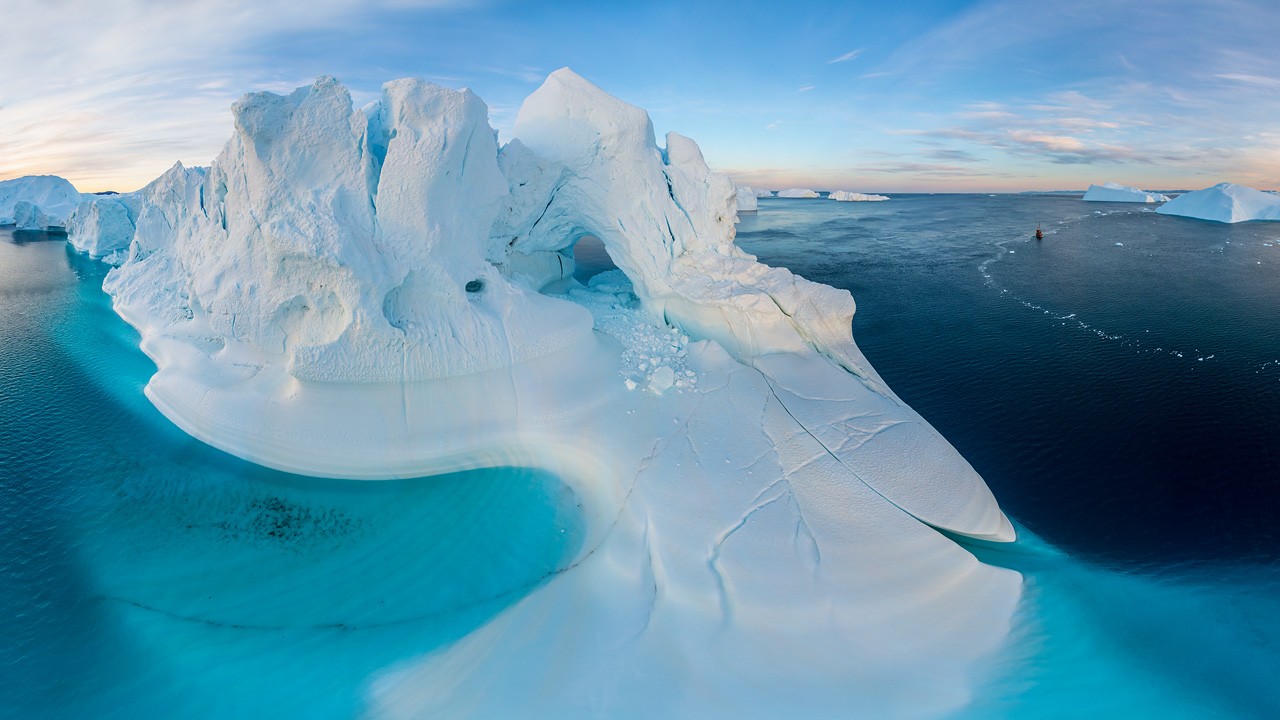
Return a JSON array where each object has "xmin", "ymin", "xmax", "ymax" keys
[{"xmin": 4, "ymin": 194, "xmax": 1280, "ymax": 717}]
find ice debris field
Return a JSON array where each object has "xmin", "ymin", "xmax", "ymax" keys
[{"xmin": 2, "ymin": 67, "xmax": 1276, "ymax": 717}]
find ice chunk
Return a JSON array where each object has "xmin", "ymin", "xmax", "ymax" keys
[
  {"xmin": 0, "ymin": 175, "xmax": 84, "ymax": 229},
  {"xmin": 829, "ymin": 190, "xmax": 889, "ymax": 202},
  {"xmin": 646, "ymin": 365, "xmax": 675, "ymax": 393},
  {"xmin": 1083, "ymin": 181, "xmax": 1170, "ymax": 203},
  {"xmin": 1156, "ymin": 182, "xmax": 1280, "ymax": 223},
  {"xmin": 67, "ymin": 196, "xmax": 137, "ymax": 261},
  {"xmin": 734, "ymin": 186, "xmax": 758, "ymax": 213},
  {"xmin": 776, "ymin": 187, "xmax": 820, "ymax": 198}
]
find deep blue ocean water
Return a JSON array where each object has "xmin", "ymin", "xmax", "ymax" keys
[{"xmin": 4, "ymin": 195, "xmax": 1280, "ymax": 717}]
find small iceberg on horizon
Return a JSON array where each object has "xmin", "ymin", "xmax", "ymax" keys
[
  {"xmin": 830, "ymin": 190, "xmax": 889, "ymax": 202},
  {"xmin": 1156, "ymin": 182, "xmax": 1280, "ymax": 223},
  {"xmin": 776, "ymin": 187, "xmax": 820, "ymax": 198},
  {"xmin": 1082, "ymin": 182, "xmax": 1170, "ymax": 203}
]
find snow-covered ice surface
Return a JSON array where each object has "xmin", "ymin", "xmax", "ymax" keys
[
  {"xmin": 84, "ymin": 69, "xmax": 1019, "ymax": 717},
  {"xmin": 734, "ymin": 186, "xmax": 758, "ymax": 213},
  {"xmin": 0, "ymin": 175, "xmax": 84, "ymax": 229},
  {"xmin": 776, "ymin": 187, "xmax": 820, "ymax": 198},
  {"xmin": 830, "ymin": 190, "xmax": 890, "ymax": 202},
  {"xmin": 1083, "ymin": 181, "xmax": 1170, "ymax": 203},
  {"xmin": 1157, "ymin": 182, "xmax": 1280, "ymax": 223}
]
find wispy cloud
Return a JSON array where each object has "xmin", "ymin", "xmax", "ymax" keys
[
  {"xmin": 828, "ymin": 49, "xmax": 863, "ymax": 64},
  {"xmin": 1215, "ymin": 73, "xmax": 1280, "ymax": 88},
  {"xmin": 798, "ymin": 85, "xmax": 815, "ymax": 92}
]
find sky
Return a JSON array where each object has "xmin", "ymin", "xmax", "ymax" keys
[{"xmin": 3, "ymin": 0, "xmax": 1278, "ymax": 193}]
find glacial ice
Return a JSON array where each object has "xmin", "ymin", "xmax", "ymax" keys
[
  {"xmin": 735, "ymin": 186, "xmax": 759, "ymax": 213},
  {"xmin": 1082, "ymin": 181, "xmax": 1170, "ymax": 203},
  {"xmin": 776, "ymin": 187, "xmax": 820, "ymax": 198},
  {"xmin": 67, "ymin": 196, "xmax": 137, "ymax": 261},
  {"xmin": 752, "ymin": 187, "xmax": 773, "ymax": 197},
  {"xmin": 84, "ymin": 69, "xmax": 1019, "ymax": 717},
  {"xmin": 1156, "ymin": 182, "xmax": 1280, "ymax": 223},
  {"xmin": 830, "ymin": 190, "xmax": 890, "ymax": 202},
  {"xmin": 0, "ymin": 174, "xmax": 84, "ymax": 229}
]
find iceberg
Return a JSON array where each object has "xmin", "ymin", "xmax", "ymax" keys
[
  {"xmin": 0, "ymin": 174, "xmax": 84, "ymax": 229},
  {"xmin": 830, "ymin": 190, "xmax": 890, "ymax": 202},
  {"xmin": 85, "ymin": 69, "xmax": 1019, "ymax": 716},
  {"xmin": 1156, "ymin": 182, "xmax": 1280, "ymax": 223},
  {"xmin": 734, "ymin": 185, "xmax": 758, "ymax": 213},
  {"xmin": 776, "ymin": 187, "xmax": 820, "ymax": 198},
  {"xmin": 67, "ymin": 196, "xmax": 137, "ymax": 261},
  {"xmin": 752, "ymin": 187, "xmax": 773, "ymax": 197},
  {"xmin": 1082, "ymin": 181, "xmax": 1170, "ymax": 203}
]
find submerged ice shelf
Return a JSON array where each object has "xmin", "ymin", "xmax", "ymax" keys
[{"xmin": 73, "ymin": 68, "xmax": 1019, "ymax": 716}]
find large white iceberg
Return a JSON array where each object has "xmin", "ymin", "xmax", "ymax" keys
[
  {"xmin": 0, "ymin": 174, "xmax": 84, "ymax": 229},
  {"xmin": 776, "ymin": 187, "xmax": 820, "ymax": 198},
  {"xmin": 830, "ymin": 190, "xmax": 890, "ymax": 202},
  {"xmin": 734, "ymin": 185, "xmax": 758, "ymax": 213},
  {"xmin": 86, "ymin": 69, "xmax": 1019, "ymax": 717},
  {"xmin": 1156, "ymin": 182, "xmax": 1280, "ymax": 223},
  {"xmin": 1082, "ymin": 181, "xmax": 1170, "ymax": 203}
]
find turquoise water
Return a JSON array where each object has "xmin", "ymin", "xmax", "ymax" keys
[
  {"xmin": 5, "ymin": 194, "xmax": 1280, "ymax": 717},
  {"xmin": 0, "ymin": 236, "xmax": 585, "ymax": 718}
]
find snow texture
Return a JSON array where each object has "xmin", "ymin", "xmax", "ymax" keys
[
  {"xmin": 0, "ymin": 175, "xmax": 84, "ymax": 229},
  {"xmin": 1082, "ymin": 181, "xmax": 1170, "ymax": 203},
  {"xmin": 776, "ymin": 187, "xmax": 820, "ymax": 198},
  {"xmin": 1156, "ymin": 182, "xmax": 1280, "ymax": 223},
  {"xmin": 87, "ymin": 69, "xmax": 1020, "ymax": 718},
  {"xmin": 830, "ymin": 190, "xmax": 890, "ymax": 202}
]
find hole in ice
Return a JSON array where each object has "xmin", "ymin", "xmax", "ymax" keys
[
  {"xmin": 465, "ymin": 278, "xmax": 484, "ymax": 293},
  {"xmin": 570, "ymin": 234, "xmax": 617, "ymax": 282}
]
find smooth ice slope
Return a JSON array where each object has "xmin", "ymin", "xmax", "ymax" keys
[
  {"xmin": 90, "ymin": 70, "xmax": 1020, "ymax": 718},
  {"xmin": 0, "ymin": 175, "xmax": 83, "ymax": 229},
  {"xmin": 1156, "ymin": 182, "xmax": 1280, "ymax": 223},
  {"xmin": 777, "ymin": 187, "xmax": 820, "ymax": 198},
  {"xmin": 1083, "ymin": 182, "xmax": 1170, "ymax": 203},
  {"xmin": 830, "ymin": 190, "xmax": 889, "ymax": 202},
  {"xmin": 735, "ymin": 186, "xmax": 759, "ymax": 213}
]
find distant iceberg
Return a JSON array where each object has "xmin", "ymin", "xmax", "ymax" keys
[
  {"xmin": 751, "ymin": 187, "xmax": 773, "ymax": 197},
  {"xmin": 78, "ymin": 69, "xmax": 1018, "ymax": 717},
  {"xmin": 830, "ymin": 190, "xmax": 889, "ymax": 202},
  {"xmin": 0, "ymin": 175, "xmax": 84, "ymax": 229},
  {"xmin": 1082, "ymin": 182, "xmax": 1170, "ymax": 203},
  {"xmin": 734, "ymin": 185, "xmax": 758, "ymax": 213},
  {"xmin": 1156, "ymin": 182, "xmax": 1280, "ymax": 223},
  {"xmin": 776, "ymin": 187, "xmax": 820, "ymax": 198}
]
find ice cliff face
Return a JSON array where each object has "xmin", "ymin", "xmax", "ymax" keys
[
  {"xmin": 0, "ymin": 175, "xmax": 84, "ymax": 229},
  {"xmin": 1083, "ymin": 181, "xmax": 1170, "ymax": 203},
  {"xmin": 734, "ymin": 185, "xmax": 759, "ymax": 213},
  {"xmin": 1156, "ymin": 182, "xmax": 1280, "ymax": 223},
  {"xmin": 88, "ymin": 69, "xmax": 1020, "ymax": 718}
]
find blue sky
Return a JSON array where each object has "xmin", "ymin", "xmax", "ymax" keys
[{"xmin": 3, "ymin": 0, "xmax": 1278, "ymax": 192}]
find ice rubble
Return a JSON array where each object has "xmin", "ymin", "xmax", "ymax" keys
[
  {"xmin": 734, "ymin": 185, "xmax": 758, "ymax": 213},
  {"xmin": 0, "ymin": 174, "xmax": 84, "ymax": 229},
  {"xmin": 1156, "ymin": 182, "xmax": 1280, "ymax": 223},
  {"xmin": 776, "ymin": 187, "xmax": 820, "ymax": 198},
  {"xmin": 1082, "ymin": 181, "xmax": 1170, "ymax": 203},
  {"xmin": 830, "ymin": 190, "xmax": 889, "ymax": 202},
  {"xmin": 90, "ymin": 69, "xmax": 1019, "ymax": 717}
]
